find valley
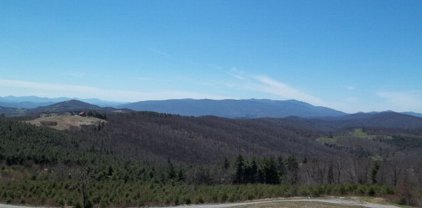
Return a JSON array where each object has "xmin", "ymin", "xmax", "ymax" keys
[{"xmin": 0, "ymin": 99, "xmax": 421, "ymax": 207}]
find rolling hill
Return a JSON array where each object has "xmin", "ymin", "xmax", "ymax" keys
[
  {"xmin": 310, "ymin": 111, "xmax": 422, "ymax": 130},
  {"xmin": 0, "ymin": 106, "xmax": 26, "ymax": 117},
  {"xmin": 28, "ymin": 99, "xmax": 103, "ymax": 114}
]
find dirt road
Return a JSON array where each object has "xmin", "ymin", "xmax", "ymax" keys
[
  {"xmin": 0, "ymin": 197, "xmax": 401, "ymax": 208},
  {"xmin": 154, "ymin": 197, "xmax": 400, "ymax": 208}
]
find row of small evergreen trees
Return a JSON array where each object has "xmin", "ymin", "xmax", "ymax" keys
[{"xmin": 232, "ymin": 155, "xmax": 299, "ymax": 185}]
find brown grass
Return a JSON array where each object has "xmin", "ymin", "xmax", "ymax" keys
[{"xmin": 27, "ymin": 115, "xmax": 106, "ymax": 130}]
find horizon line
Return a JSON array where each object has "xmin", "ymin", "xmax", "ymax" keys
[{"xmin": 1, "ymin": 95, "xmax": 421, "ymax": 114}]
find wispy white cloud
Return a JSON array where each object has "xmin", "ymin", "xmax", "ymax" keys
[
  {"xmin": 0, "ymin": 79, "xmax": 227, "ymax": 102},
  {"xmin": 227, "ymin": 69, "xmax": 324, "ymax": 106},
  {"xmin": 226, "ymin": 69, "xmax": 401, "ymax": 113},
  {"xmin": 324, "ymin": 97, "xmax": 364, "ymax": 113},
  {"xmin": 228, "ymin": 68, "xmax": 247, "ymax": 80},
  {"xmin": 253, "ymin": 75, "xmax": 324, "ymax": 105},
  {"xmin": 377, "ymin": 90, "xmax": 422, "ymax": 112}
]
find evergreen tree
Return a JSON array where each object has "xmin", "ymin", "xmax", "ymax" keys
[
  {"xmin": 327, "ymin": 164, "xmax": 334, "ymax": 184},
  {"xmin": 250, "ymin": 159, "xmax": 258, "ymax": 183},
  {"xmin": 244, "ymin": 159, "xmax": 258, "ymax": 183},
  {"xmin": 264, "ymin": 158, "xmax": 279, "ymax": 184},
  {"xmin": 223, "ymin": 158, "xmax": 230, "ymax": 170},
  {"xmin": 277, "ymin": 156, "xmax": 286, "ymax": 180},
  {"xmin": 370, "ymin": 161, "xmax": 380, "ymax": 184},
  {"xmin": 257, "ymin": 168, "xmax": 265, "ymax": 183},
  {"xmin": 234, "ymin": 155, "xmax": 245, "ymax": 184},
  {"xmin": 177, "ymin": 169, "xmax": 185, "ymax": 182},
  {"xmin": 167, "ymin": 159, "xmax": 176, "ymax": 180},
  {"xmin": 107, "ymin": 166, "xmax": 113, "ymax": 176}
]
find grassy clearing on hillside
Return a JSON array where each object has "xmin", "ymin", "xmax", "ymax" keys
[
  {"xmin": 27, "ymin": 115, "xmax": 106, "ymax": 130},
  {"xmin": 316, "ymin": 136, "xmax": 337, "ymax": 144},
  {"xmin": 316, "ymin": 128, "xmax": 393, "ymax": 145}
]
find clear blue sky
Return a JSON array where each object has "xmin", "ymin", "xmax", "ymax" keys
[{"xmin": 0, "ymin": 0, "xmax": 421, "ymax": 113}]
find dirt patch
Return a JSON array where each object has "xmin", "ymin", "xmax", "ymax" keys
[
  {"xmin": 155, "ymin": 197, "xmax": 401, "ymax": 208},
  {"xmin": 27, "ymin": 115, "xmax": 106, "ymax": 130}
]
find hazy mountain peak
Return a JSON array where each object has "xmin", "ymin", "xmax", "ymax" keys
[
  {"xmin": 52, "ymin": 99, "xmax": 98, "ymax": 107},
  {"xmin": 120, "ymin": 99, "xmax": 346, "ymax": 118}
]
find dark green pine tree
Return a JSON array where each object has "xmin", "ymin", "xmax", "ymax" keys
[
  {"xmin": 370, "ymin": 161, "xmax": 380, "ymax": 184},
  {"xmin": 264, "ymin": 158, "xmax": 280, "ymax": 184},
  {"xmin": 244, "ymin": 159, "xmax": 258, "ymax": 183},
  {"xmin": 234, "ymin": 155, "xmax": 245, "ymax": 184},
  {"xmin": 223, "ymin": 158, "xmax": 230, "ymax": 170},
  {"xmin": 177, "ymin": 169, "xmax": 185, "ymax": 182},
  {"xmin": 327, "ymin": 164, "xmax": 334, "ymax": 184},
  {"xmin": 167, "ymin": 159, "xmax": 177, "ymax": 180},
  {"xmin": 286, "ymin": 155, "xmax": 299, "ymax": 184},
  {"xmin": 257, "ymin": 168, "xmax": 265, "ymax": 183},
  {"xmin": 277, "ymin": 156, "xmax": 286, "ymax": 181},
  {"xmin": 250, "ymin": 159, "xmax": 258, "ymax": 183}
]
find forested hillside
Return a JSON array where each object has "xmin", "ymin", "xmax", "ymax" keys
[{"xmin": 0, "ymin": 112, "xmax": 422, "ymax": 207}]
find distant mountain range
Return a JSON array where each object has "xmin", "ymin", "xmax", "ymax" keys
[
  {"xmin": 403, "ymin": 112, "xmax": 422, "ymax": 118},
  {"xmin": 120, "ymin": 99, "xmax": 347, "ymax": 118},
  {"xmin": 1, "ymin": 96, "xmax": 422, "ymax": 121},
  {"xmin": 0, "ymin": 96, "xmax": 123, "ymax": 108}
]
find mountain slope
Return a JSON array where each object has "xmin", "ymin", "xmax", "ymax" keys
[
  {"xmin": 76, "ymin": 112, "xmax": 335, "ymax": 164},
  {"xmin": 0, "ymin": 106, "xmax": 27, "ymax": 117},
  {"xmin": 403, "ymin": 112, "xmax": 422, "ymax": 118},
  {"xmin": 310, "ymin": 111, "xmax": 422, "ymax": 130},
  {"xmin": 3, "ymin": 114, "xmax": 421, "ymax": 207},
  {"xmin": 120, "ymin": 99, "xmax": 346, "ymax": 118}
]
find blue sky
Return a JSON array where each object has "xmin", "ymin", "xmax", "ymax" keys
[{"xmin": 0, "ymin": 0, "xmax": 421, "ymax": 113}]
